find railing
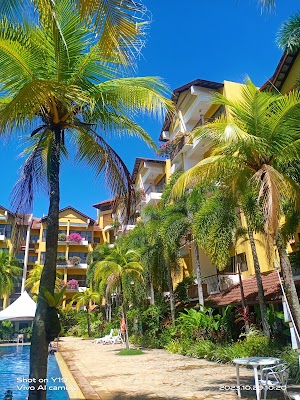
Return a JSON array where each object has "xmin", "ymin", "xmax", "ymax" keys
[
  {"xmin": 170, "ymin": 135, "xmax": 191, "ymax": 161},
  {"xmin": 201, "ymin": 273, "xmax": 240, "ymax": 295},
  {"xmin": 145, "ymin": 184, "xmax": 165, "ymax": 195}
]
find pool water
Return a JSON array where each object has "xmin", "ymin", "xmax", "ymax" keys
[{"xmin": 0, "ymin": 346, "xmax": 69, "ymax": 399}]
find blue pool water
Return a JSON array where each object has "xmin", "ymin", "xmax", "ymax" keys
[{"xmin": 0, "ymin": 346, "xmax": 69, "ymax": 399}]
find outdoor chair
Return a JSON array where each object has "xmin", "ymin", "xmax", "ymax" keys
[
  {"xmin": 108, "ymin": 330, "xmax": 124, "ymax": 345},
  {"xmin": 93, "ymin": 329, "xmax": 114, "ymax": 344},
  {"xmin": 259, "ymin": 363, "xmax": 289, "ymax": 400}
]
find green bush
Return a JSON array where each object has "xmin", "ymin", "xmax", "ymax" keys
[
  {"xmin": 281, "ymin": 348, "xmax": 300, "ymax": 382},
  {"xmin": 0, "ymin": 321, "xmax": 14, "ymax": 340},
  {"xmin": 19, "ymin": 327, "xmax": 33, "ymax": 341}
]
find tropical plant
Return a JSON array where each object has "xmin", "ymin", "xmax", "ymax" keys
[
  {"xmin": 0, "ymin": 1, "xmax": 170, "ymax": 393},
  {"xmin": 0, "ymin": 0, "xmax": 148, "ymax": 66},
  {"xmin": 0, "ymin": 251, "xmax": 22, "ymax": 307},
  {"xmin": 25, "ymin": 264, "xmax": 62, "ymax": 295},
  {"xmin": 277, "ymin": 13, "xmax": 300, "ymax": 53},
  {"xmin": 93, "ymin": 243, "xmax": 144, "ymax": 349},
  {"xmin": 172, "ymin": 79, "xmax": 300, "ymax": 334},
  {"xmin": 71, "ymin": 289, "xmax": 100, "ymax": 337}
]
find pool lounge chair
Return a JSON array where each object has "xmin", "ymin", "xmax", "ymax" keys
[
  {"xmin": 93, "ymin": 329, "xmax": 114, "ymax": 344},
  {"xmin": 109, "ymin": 331, "xmax": 124, "ymax": 345}
]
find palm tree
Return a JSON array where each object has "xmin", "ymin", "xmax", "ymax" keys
[
  {"xmin": 0, "ymin": 2, "xmax": 170, "ymax": 396},
  {"xmin": 277, "ymin": 13, "xmax": 300, "ymax": 53},
  {"xmin": 93, "ymin": 243, "xmax": 144, "ymax": 349},
  {"xmin": 72, "ymin": 289, "xmax": 99, "ymax": 337},
  {"xmin": 172, "ymin": 79, "xmax": 300, "ymax": 334},
  {"xmin": 0, "ymin": 0, "xmax": 148, "ymax": 66},
  {"xmin": 25, "ymin": 264, "xmax": 62, "ymax": 296},
  {"xmin": 0, "ymin": 251, "xmax": 22, "ymax": 308}
]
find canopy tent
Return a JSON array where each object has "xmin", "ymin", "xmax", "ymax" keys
[{"xmin": 0, "ymin": 291, "xmax": 36, "ymax": 321}]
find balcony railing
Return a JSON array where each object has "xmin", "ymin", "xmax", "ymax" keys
[
  {"xmin": 145, "ymin": 184, "xmax": 165, "ymax": 195},
  {"xmin": 170, "ymin": 135, "xmax": 190, "ymax": 161},
  {"xmin": 187, "ymin": 273, "xmax": 240, "ymax": 296}
]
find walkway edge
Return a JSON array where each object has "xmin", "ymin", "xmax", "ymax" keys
[{"xmin": 56, "ymin": 351, "xmax": 85, "ymax": 400}]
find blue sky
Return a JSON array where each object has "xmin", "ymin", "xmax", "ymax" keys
[{"xmin": 1, "ymin": 1, "xmax": 299, "ymax": 219}]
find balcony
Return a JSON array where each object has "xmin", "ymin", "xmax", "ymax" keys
[
  {"xmin": 145, "ymin": 184, "xmax": 165, "ymax": 205},
  {"xmin": 170, "ymin": 135, "xmax": 191, "ymax": 162},
  {"xmin": 188, "ymin": 274, "xmax": 240, "ymax": 298}
]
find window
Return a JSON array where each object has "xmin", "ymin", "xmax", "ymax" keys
[
  {"xmin": 40, "ymin": 252, "xmax": 45, "ymax": 264},
  {"xmin": 28, "ymin": 256, "xmax": 38, "ymax": 263},
  {"xmin": 0, "ymin": 224, "xmax": 12, "ymax": 238},
  {"xmin": 68, "ymin": 252, "xmax": 87, "ymax": 262},
  {"xmin": 42, "ymin": 229, "xmax": 47, "ymax": 241},
  {"xmin": 30, "ymin": 235, "xmax": 39, "ymax": 243},
  {"xmin": 222, "ymin": 253, "xmax": 248, "ymax": 274}
]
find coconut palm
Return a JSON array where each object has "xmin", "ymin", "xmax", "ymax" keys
[
  {"xmin": 0, "ymin": 0, "xmax": 148, "ymax": 66},
  {"xmin": 277, "ymin": 13, "xmax": 300, "ymax": 53},
  {"xmin": 71, "ymin": 289, "xmax": 99, "ymax": 337},
  {"xmin": 93, "ymin": 243, "xmax": 144, "ymax": 349},
  {"xmin": 172, "ymin": 79, "xmax": 300, "ymax": 333},
  {"xmin": 25, "ymin": 264, "xmax": 62, "ymax": 295},
  {"xmin": 0, "ymin": 2, "xmax": 170, "ymax": 396},
  {"xmin": 0, "ymin": 251, "xmax": 22, "ymax": 307}
]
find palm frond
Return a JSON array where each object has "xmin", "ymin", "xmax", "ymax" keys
[{"xmin": 277, "ymin": 13, "xmax": 300, "ymax": 52}]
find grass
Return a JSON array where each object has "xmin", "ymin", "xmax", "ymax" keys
[{"xmin": 117, "ymin": 349, "xmax": 144, "ymax": 356}]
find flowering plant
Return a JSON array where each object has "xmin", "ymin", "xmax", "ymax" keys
[
  {"xmin": 66, "ymin": 233, "xmax": 83, "ymax": 243},
  {"xmin": 67, "ymin": 279, "xmax": 79, "ymax": 289},
  {"xmin": 156, "ymin": 133, "xmax": 189, "ymax": 157}
]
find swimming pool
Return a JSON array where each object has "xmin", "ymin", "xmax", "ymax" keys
[{"xmin": 0, "ymin": 345, "xmax": 69, "ymax": 399}]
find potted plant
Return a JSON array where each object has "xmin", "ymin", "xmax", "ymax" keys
[
  {"xmin": 58, "ymin": 233, "xmax": 66, "ymax": 241},
  {"xmin": 69, "ymin": 256, "xmax": 81, "ymax": 266},
  {"xmin": 56, "ymin": 255, "xmax": 66, "ymax": 265},
  {"xmin": 66, "ymin": 233, "xmax": 83, "ymax": 243},
  {"xmin": 67, "ymin": 279, "xmax": 79, "ymax": 290}
]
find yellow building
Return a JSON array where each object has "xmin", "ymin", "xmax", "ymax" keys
[
  {"xmin": 0, "ymin": 205, "xmax": 114, "ymax": 309},
  {"xmin": 157, "ymin": 65, "xmax": 300, "ymax": 301}
]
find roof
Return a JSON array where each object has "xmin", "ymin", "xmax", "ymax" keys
[
  {"xmin": 0, "ymin": 291, "xmax": 36, "ymax": 321},
  {"xmin": 261, "ymin": 49, "xmax": 299, "ymax": 92},
  {"xmin": 205, "ymin": 271, "xmax": 300, "ymax": 307},
  {"xmin": 159, "ymin": 79, "xmax": 224, "ymax": 141},
  {"xmin": 93, "ymin": 198, "xmax": 115, "ymax": 211},
  {"xmin": 131, "ymin": 157, "xmax": 166, "ymax": 184},
  {"xmin": 31, "ymin": 217, "xmax": 41, "ymax": 230},
  {"xmin": 41, "ymin": 206, "xmax": 95, "ymax": 224},
  {"xmin": 0, "ymin": 205, "xmax": 14, "ymax": 217}
]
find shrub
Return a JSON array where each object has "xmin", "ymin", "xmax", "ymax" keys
[
  {"xmin": 67, "ymin": 279, "xmax": 79, "ymax": 289},
  {"xmin": 281, "ymin": 348, "xmax": 300, "ymax": 382},
  {"xmin": 19, "ymin": 327, "xmax": 33, "ymax": 341},
  {"xmin": 58, "ymin": 233, "xmax": 66, "ymax": 241},
  {"xmin": 0, "ymin": 321, "xmax": 14, "ymax": 340},
  {"xmin": 67, "ymin": 233, "xmax": 83, "ymax": 243}
]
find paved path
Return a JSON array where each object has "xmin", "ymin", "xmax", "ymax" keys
[{"xmin": 59, "ymin": 337, "xmax": 284, "ymax": 400}]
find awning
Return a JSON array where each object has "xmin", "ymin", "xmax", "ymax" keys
[{"xmin": 0, "ymin": 291, "xmax": 36, "ymax": 321}]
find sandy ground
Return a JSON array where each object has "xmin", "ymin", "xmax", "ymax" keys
[{"xmin": 59, "ymin": 337, "xmax": 289, "ymax": 400}]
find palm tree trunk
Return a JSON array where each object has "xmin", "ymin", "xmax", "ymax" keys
[
  {"xmin": 236, "ymin": 256, "xmax": 250, "ymax": 333},
  {"xmin": 248, "ymin": 228, "xmax": 270, "ymax": 337},
  {"xmin": 87, "ymin": 308, "xmax": 91, "ymax": 337},
  {"xmin": 149, "ymin": 273, "xmax": 155, "ymax": 305},
  {"xmin": 193, "ymin": 240, "xmax": 204, "ymax": 309},
  {"xmin": 119, "ymin": 278, "xmax": 130, "ymax": 349},
  {"xmin": 166, "ymin": 262, "xmax": 175, "ymax": 323},
  {"xmin": 29, "ymin": 129, "xmax": 60, "ymax": 400},
  {"xmin": 277, "ymin": 238, "xmax": 300, "ymax": 335}
]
